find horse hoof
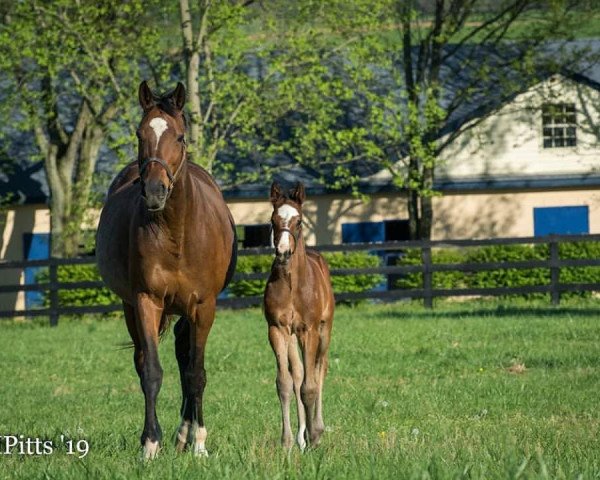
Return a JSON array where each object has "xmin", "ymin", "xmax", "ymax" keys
[
  {"xmin": 296, "ymin": 436, "xmax": 307, "ymax": 451},
  {"xmin": 193, "ymin": 445, "xmax": 209, "ymax": 457},
  {"xmin": 142, "ymin": 439, "xmax": 160, "ymax": 460}
]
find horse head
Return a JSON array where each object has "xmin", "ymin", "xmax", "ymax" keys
[
  {"xmin": 137, "ymin": 81, "xmax": 187, "ymax": 212},
  {"xmin": 270, "ymin": 181, "xmax": 305, "ymax": 264}
]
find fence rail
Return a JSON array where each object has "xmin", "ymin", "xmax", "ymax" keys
[{"xmin": 1, "ymin": 234, "xmax": 599, "ymax": 324}]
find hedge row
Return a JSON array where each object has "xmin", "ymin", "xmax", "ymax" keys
[
  {"xmin": 36, "ymin": 242, "xmax": 599, "ymax": 306},
  {"xmin": 395, "ymin": 241, "xmax": 600, "ymax": 297},
  {"xmin": 38, "ymin": 251, "xmax": 385, "ymax": 306},
  {"xmin": 37, "ymin": 264, "xmax": 119, "ymax": 307},
  {"xmin": 228, "ymin": 251, "xmax": 384, "ymax": 298}
]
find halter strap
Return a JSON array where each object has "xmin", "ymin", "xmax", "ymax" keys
[
  {"xmin": 274, "ymin": 225, "xmax": 300, "ymax": 256},
  {"xmin": 139, "ymin": 155, "xmax": 185, "ymax": 190}
]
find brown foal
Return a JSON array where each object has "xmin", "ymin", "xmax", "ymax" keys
[
  {"xmin": 264, "ymin": 182, "xmax": 335, "ymax": 449},
  {"xmin": 96, "ymin": 81, "xmax": 237, "ymax": 459}
]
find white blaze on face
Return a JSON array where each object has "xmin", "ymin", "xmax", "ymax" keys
[
  {"xmin": 276, "ymin": 204, "xmax": 299, "ymax": 254},
  {"xmin": 149, "ymin": 117, "xmax": 168, "ymax": 150}
]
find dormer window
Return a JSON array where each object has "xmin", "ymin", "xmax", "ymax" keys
[{"xmin": 542, "ymin": 103, "xmax": 576, "ymax": 148}]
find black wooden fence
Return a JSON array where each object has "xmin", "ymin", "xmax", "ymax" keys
[{"xmin": 1, "ymin": 233, "xmax": 599, "ymax": 325}]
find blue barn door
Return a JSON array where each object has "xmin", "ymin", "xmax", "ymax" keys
[
  {"xmin": 533, "ymin": 206, "xmax": 589, "ymax": 237},
  {"xmin": 341, "ymin": 221, "xmax": 386, "ymax": 291},
  {"xmin": 341, "ymin": 221, "xmax": 385, "ymax": 244},
  {"xmin": 23, "ymin": 233, "xmax": 50, "ymax": 308}
]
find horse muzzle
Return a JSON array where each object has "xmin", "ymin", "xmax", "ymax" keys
[
  {"xmin": 275, "ymin": 249, "xmax": 292, "ymax": 264},
  {"xmin": 142, "ymin": 181, "xmax": 169, "ymax": 212}
]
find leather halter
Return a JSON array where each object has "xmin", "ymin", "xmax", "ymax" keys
[{"xmin": 139, "ymin": 155, "xmax": 185, "ymax": 191}]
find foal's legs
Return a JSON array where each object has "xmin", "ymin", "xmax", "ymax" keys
[
  {"xmin": 298, "ymin": 330, "xmax": 322, "ymax": 446},
  {"xmin": 133, "ymin": 294, "xmax": 165, "ymax": 459},
  {"xmin": 175, "ymin": 301, "xmax": 216, "ymax": 456},
  {"xmin": 268, "ymin": 325, "xmax": 295, "ymax": 448},
  {"xmin": 313, "ymin": 323, "xmax": 332, "ymax": 445},
  {"xmin": 289, "ymin": 333, "xmax": 307, "ymax": 449}
]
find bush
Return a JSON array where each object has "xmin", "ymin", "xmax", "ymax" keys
[
  {"xmin": 468, "ymin": 244, "xmax": 549, "ymax": 290},
  {"xmin": 228, "ymin": 251, "xmax": 384, "ymax": 298},
  {"xmin": 227, "ymin": 255, "xmax": 272, "ymax": 298},
  {"xmin": 324, "ymin": 251, "xmax": 384, "ymax": 293},
  {"xmin": 38, "ymin": 263, "xmax": 119, "ymax": 307},
  {"xmin": 559, "ymin": 241, "xmax": 600, "ymax": 294},
  {"xmin": 395, "ymin": 242, "xmax": 600, "ymax": 298},
  {"xmin": 395, "ymin": 248, "xmax": 470, "ymax": 289}
]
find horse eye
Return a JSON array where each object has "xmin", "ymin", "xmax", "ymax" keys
[{"xmin": 177, "ymin": 135, "xmax": 185, "ymax": 143}]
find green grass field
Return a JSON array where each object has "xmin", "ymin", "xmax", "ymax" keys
[{"xmin": 0, "ymin": 300, "xmax": 599, "ymax": 479}]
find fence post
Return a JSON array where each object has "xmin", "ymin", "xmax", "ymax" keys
[
  {"xmin": 549, "ymin": 238, "xmax": 560, "ymax": 306},
  {"xmin": 422, "ymin": 245, "xmax": 433, "ymax": 309},
  {"xmin": 49, "ymin": 259, "xmax": 59, "ymax": 327}
]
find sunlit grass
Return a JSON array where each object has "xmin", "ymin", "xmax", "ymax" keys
[{"xmin": 0, "ymin": 299, "xmax": 599, "ymax": 478}]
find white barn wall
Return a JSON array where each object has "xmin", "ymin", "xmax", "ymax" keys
[{"xmin": 437, "ymin": 74, "xmax": 600, "ymax": 179}]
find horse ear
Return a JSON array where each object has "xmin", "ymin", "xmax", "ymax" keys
[
  {"xmin": 173, "ymin": 82, "xmax": 186, "ymax": 110},
  {"xmin": 289, "ymin": 182, "xmax": 305, "ymax": 205},
  {"xmin": 139, "ymin": 81, "xmax": 155, "ymax": 111},
  {"xmin": 270, "ymin": 182, "xmax": 283, "ymax": 205}
]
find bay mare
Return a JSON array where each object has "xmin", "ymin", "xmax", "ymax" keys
[
  {"xmin": 264, "ymin": 182, "xmax": 334, "ymax": 449},
  {"xmin": 95, "ymin": 81, "xmax": 237, "ymax": 459}
]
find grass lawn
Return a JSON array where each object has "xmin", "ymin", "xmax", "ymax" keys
[{"xmin": 0, "ymin": 299, "xmax": 599, "ymax": 479}]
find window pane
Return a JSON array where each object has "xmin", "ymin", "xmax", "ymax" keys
[
  {"xmin": 543, "ymin": 138, "xmax": 553, "ymax": 148},
  {"xmin": 554, "ymin": 127, "xmax": 564, "ymax": 137},
  {"xmin": 566, "ymin": 114, "xmax": 576, "ymax": 124},
  {"xmin": 565, "ymin": 104, "xmax": 576, "ymax": 113},
  {"xmin": 555, "ymin": 138, "xmax": 565, "ymax": 147},
  {"xmin": 543, "ymin": 128, "xmax": 553, "ymax": 136},
  {"xmin": 566, "ymin": 137, "xmax": 576, "ymax": 147},
  {"xmin": 566, "ymin": 127, "xmax": 576, "ymax": 136}
]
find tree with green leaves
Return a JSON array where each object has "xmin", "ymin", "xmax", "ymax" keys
[
  {"xmin": 174, "ymin": 0, "xmax": 376, "ymax": 188},
  {"xmin": 0, "ymin": 1, "xmax": 165, "ymax": 257},
  {"xmin": 279, "ymin": 0, "xmax": 598, "ymax": 239}
]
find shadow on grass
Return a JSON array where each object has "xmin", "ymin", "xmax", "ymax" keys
[{"xmin": 368, "ymin": 302, "xmax": 600, "ymax": 321}]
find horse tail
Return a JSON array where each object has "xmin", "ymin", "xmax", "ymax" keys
[
  {"xmin": 158, "ymin": 314, "xmax": 174, "ymax": 342},
  {"xmin": 222, "ymin": 214, "xmax": 238, "ymax": 292}
]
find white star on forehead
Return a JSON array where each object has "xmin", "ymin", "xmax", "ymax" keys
[
  {"xmin": 149, "ymin": 117, "xmax": 168, "ymax": 150},
  {"xmin": 277, "ymin": 204, "xmax": 299, "ymax": 227}
]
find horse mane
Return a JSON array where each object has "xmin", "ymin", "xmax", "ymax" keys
[{"xmin": 152, "ymin": 89, "xmax": 188, "ymax": 127}]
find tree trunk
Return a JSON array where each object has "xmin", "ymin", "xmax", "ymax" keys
[
  {"xmin": 407, "ymin": 190, "xmax": 420, "ymax": 240},
  {"xmin": 180, "ymin": 0, "xmax": 209, "ymax": 169},
  {"xmin": 418, "ymin": 159, "xmax": 435, "ymax": 239},
  {"xmin": 35, "ymin": 99, "xmax": 106, "ymax": 257},
  {"xmin": 419, "ymin": 195, "xmax": 433, "ymax": 240},
  {"xmin": 407, "ymin": 155, "xmax": 421, "ymax": 240}
]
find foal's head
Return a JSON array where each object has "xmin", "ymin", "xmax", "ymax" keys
[
  {"xmin": 270, "ymin": 182, "xmax": 305, "ymax": 264},
  {"xmin": 137, "ymin": 81, "xmax": 187, "ymax": 212}
]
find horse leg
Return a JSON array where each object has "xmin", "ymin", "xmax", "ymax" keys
[
  {"xmin": 123, "ymin": 302, "xmax": 143, "ymax": 377},
  {"xmin": 135, "ymin": 294, "xmax": 164, "ymax": 460},
  {"xmin": 177, "ymin": 300, "xmax": 215, "ymax": 457},
  {"xmin": 174, "ymin": 316, "xmax": 191, "ymax": 452},
  {"xmin": 312, "ymin": 323, "xmax": 332, "ymax": 445},
  {"xmin": 288, "ymin": 333, "xmax": 307, "ymax": 450},
  {"xmin": 268, "ymin": 325, "xmax": 294, "ymax": 448},
  {"xmin": 298, "ymin": 330, "xmax": 321, "ymax": 446}
]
